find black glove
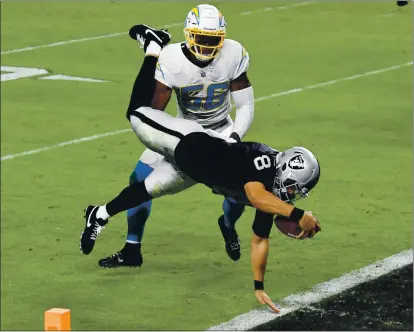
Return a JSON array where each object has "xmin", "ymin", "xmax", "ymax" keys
[{"xmin": 230, "ymin": 132, "xmax": 241, "ymax": 142}]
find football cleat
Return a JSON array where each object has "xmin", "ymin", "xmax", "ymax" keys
[
  {"xmin": 98, "ymin": 243, "xmax": 143, "ymax": 268},
  {"xmin": 397, "ymin": 1, "xmax": 409, "ymax": 7},
  {"xmin": 128, "ymin": 24, "xmax": 171, "ymax": 52},
  {"xmin": 218, "ymin": 215, "xmax": 241, "ymax": 261},
  {"xmin": 79, "ymin": 205, "xmax": 108, "ymax": 255}
]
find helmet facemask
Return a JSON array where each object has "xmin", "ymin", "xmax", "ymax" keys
[
  {"xmin": 184, "ymin": 28, "xmax": 226, "ymax": 61},
  {"xmin": 273, "ymin": 177, "xmax": 309, "ymax": 204},
  {"xmin": 184, "ymin": 5, "xmax": 227, "ymax": 62}
]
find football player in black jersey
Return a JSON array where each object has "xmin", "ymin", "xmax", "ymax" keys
[{"xmin": 80, "ymin": 25, "xmax": 321, "ymax": 313}]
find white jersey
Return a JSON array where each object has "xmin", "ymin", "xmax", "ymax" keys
[{"xmin": 155, "ymin": 39, "xmax": 250, "ymax": 128}]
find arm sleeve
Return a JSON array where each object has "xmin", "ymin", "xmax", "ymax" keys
[
  {"xmin": 252, "ymin": 209, "xmax": 274, "ymax": 238},
  {"xmin": 126, "ymin": 56, "xmax": 158, "ymax": 120},
  {"xmin": 231, "ymin": 86, "xmax": 254, "ymax": 138}
]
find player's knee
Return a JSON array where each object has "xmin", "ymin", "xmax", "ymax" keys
[{"xmin": 131, "ymin": 161, "xmax": 154, "ymax": 184}]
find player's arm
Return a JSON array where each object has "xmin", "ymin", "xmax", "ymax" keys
[
  {"xmin": 151, "ymin": 53, "xmax": 173, "ymax": 111},
  {"xmin": 229, "ymin": 44, "xmax": 254, "ymax": 142},
  {"xmin": 151, "ymin": 80, "xmax": 172, "ymax": 111},
  {"xmin": 250, "ymin": 210, "xmax": 279, "ymax": 313},
  {"xmin": 245, "ymin": 182, "xmax": 294, "ymax": 217},
  {"xmin": 126, "ymin": 54, "xmax": 160, "ymax": 120},
  {"xmin": 244, "ymin": 182, "xmax": 319, "ymax": 239}
]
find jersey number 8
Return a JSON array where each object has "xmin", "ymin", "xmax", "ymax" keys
[
  {"xmin": 180, "ymin": 82, "xmax": 229, "ymax": 112},
  {"xmin": 254, "ymin": 155, "xmax": 272, "ymax": 171}
]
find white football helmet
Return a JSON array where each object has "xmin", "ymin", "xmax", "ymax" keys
[
  {"xmin": 184, "ymin": 4, "xmax": 227, "ymax": 62},
  {"xmin": 273, "ymin": 147, "xmax": 320, "ymax": 203}
]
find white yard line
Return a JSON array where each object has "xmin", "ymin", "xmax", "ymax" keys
[
  {"xmin": 380, "ymin": 12, "xmax": 397, "ymax": 18},
  {"xmin": 207, "ymin": 249, "xmax": 413, "ymax": 331},
  {"xmin": 254, "ymin": 61, "xmax": 413, "ymax": 102},
  {"xmin": 1, "ymin": 61, "xmax": 412, "ymax": 162},
  {"xmin": 0, "ymin": 129, "xmax": 131, "ymax": 161},
  {"xmin": 1, "ymin": 2, "xmax": 313, "ymax": 55},
  {"xmin": 240, "ymin": 1, "xmax": 314, "ymax": 15}
]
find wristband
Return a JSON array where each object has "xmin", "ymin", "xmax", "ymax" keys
[
  {"xmin": 254, "ymin": 280, "xmax": 264, "ymax": 290},
  {"xmin": 288, "ymin": 207, "xmax": 305, "ymax": 223}
]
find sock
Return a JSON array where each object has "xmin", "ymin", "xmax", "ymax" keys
[
  {"xmin": 145, "ymin": 41, "xmax": 162, "ymax": 57},
  {"xmin": 106, "ymin": 182, "xmax": 152, "ymax": 217},
  {"xmin": 96, "ymin": 205, "xmax": 110, "ymax": 220},
  {"xmin": 122, "ymin": 242, "xmax": 141, "ymax": 255}
]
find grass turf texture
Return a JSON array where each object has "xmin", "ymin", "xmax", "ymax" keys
[{"xmin": 1, "ymin": 1, "xmax": 412, "ymax": 330}]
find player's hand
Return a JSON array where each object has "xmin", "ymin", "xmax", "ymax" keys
[
  {"xmin": 254, "ymin": 290, "xmax": 280, "ymax": 313},
  {"xmin": 297, "ymin": 211, "xmax": 321, "ymax": 240}
]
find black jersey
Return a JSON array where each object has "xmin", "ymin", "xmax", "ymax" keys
[
  {"xmin": 174, "ymin": 132, "xmax": 279, "ymax": 204},
  {"xmin": 175, "ymin": 132, "xmax": 280, "ymax": 238}
]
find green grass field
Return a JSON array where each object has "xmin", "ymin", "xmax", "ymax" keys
[{"xmin": 1, "ymin": 1, "xmax": 412, "ymax": 330}]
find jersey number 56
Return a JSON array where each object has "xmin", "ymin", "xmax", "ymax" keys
[{"xmin": 180, "ymin": 82, "xmax": 229, "ymax": 112}]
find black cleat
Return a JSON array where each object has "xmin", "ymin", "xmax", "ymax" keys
[
  {"xmin": 80, "ymin": 205, "xmax": 108, "ymax": 255},
  {"xmin": 98, "ymin": 243, "xmax": 143, "ymax": 268},
  {"xmin": 218, "ymin": 215, "xmax": 241, "ymax": 261},
  {"xmin": 397, "ymin": 1, "xmax": 409, "ymax": 6},
  {"xmin": 128, "ymin": 24, "xmax": 171, "ymax": 52}
]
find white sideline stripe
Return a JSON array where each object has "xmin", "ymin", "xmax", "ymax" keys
[
  {"xmin": 1, "ymin": 2, "xmax": 313, "ymax": 55},
  {"xmin": 207, "ymin": 249, "xmax": 413, "ymax": 331},
  {"xmin": 1, "ymin": 61, "xmax": 412, "ymax": 162}
]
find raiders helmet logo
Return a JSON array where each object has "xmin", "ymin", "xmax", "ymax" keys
[{"xmin": 288, "ymin": 155, "xmax": 305, "ymax": 170}]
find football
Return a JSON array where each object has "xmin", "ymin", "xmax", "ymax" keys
[
  {"xmin": 274, "ymin": 215, "xmax": 302, "ymax": 239},
  {"xmin": 274, "ymin": 215, "xmax": 321, "ymax": 239}
]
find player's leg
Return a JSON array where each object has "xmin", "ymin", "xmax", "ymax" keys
[
  {"xmin": 210, "ymin": 120, "xmax": 246, "ymax": 261},
  {"xmin": 97, "ymin": 158, "xmax": 196, "ymax": 266},
  {"xmin": 129, "ymin": 106, "xmax": 204, "ymax": 162},
  {"xmin": 80, "ymin": 26, "xmax": 171, "ymax": 256},
  {"xmin": 144, "ymin": 158, "xmax": 197, "ymax": 199},
  {"xmin": 98, "ymin": 149, "xmax": 161, "ymax": 267},
  {"xmin": 218, "ymin": 197, "xmax": 245, "ymax": 261},
  {"xmin": 125, "ymin": 149, "xmax": 163, "ymax": 244}
]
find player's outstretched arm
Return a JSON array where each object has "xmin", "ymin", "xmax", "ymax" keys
[
  {"xmin": 245, "ymin": 182, "xmax": 321, "ymax": 239},
  {"xmin": 245, "ymin": 182, "xmax": 294, "ymax": 217},
  {"xmin": 251, "ymin": 234, "xmax": 280, "ymax": 313}
]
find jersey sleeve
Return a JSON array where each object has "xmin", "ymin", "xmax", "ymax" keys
[
  {"xmin": 252, "ymin": 209, "xmax": 274, "ymax": 238},
  {"xmin": 155, "ymin": 52, "xmax": 174, "ymax": 88},
  {"xmin": 231, "ymin": 44, "xmax": 250, "ymax": 80}
]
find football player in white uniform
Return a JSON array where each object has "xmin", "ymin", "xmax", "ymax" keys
[{"xmin": 98, "ymin": 5, "xmax": 255, "ymax": 268}]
